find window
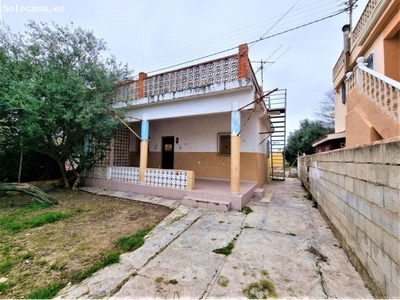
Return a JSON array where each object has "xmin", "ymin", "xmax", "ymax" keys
[
  {"xmin": 366, "ymin": 53, "xmax": 374, "ymax": 69},
  {"xmin": 341, "ymin": 82, "xmax": 346, "ymax": 104},
  {"xmin": 218, "ymin": 133, "xmax": 231, "ymax": 155}
]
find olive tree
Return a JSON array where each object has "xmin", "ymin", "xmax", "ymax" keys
[{"xmin": 0, "ymin": 21, "xmax": 126, "ymax": 189}]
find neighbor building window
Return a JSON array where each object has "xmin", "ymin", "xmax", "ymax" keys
[
  {"xmin": 341, "ymin": 82, "xmax": 346, "ymax": 104},
  {"xmin": 366, "ymin": 53, "xmax": 374, "ymax": 69},
  {"xmin": 218, "ymin": 133, "xmax": 231, "ymax": 155}
]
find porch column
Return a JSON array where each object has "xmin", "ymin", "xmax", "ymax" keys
[
  {"xmin": 231, "ymin": 102, "xmax": 241, "ymax": 194},
  {"xmin": 139, "ymin": 113, "xmax": 149, "ymax": 184}
]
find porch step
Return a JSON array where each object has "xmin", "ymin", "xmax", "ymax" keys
[
  {"xmin": 253, "ymin": 188, "xmax": 265, "ymax": 198},
  {"xmin": 182, "ymin": 196, "xmax": 231, "ymax": 212}
]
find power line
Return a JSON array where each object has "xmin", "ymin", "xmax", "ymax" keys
[
  {"xmin": 247, "ymin": 10, "xmax": 344, "ymax": 46},
  {"xmin": 249, "ymin": 0, "xmax": 299, "ymax": 49},
  {"xmin": 147, "ymin": 9, "xmax": 346, "ymax": 75},
  {"xmin": 131, "ymin": 1, "xmax": 345, "ymax": 71}
]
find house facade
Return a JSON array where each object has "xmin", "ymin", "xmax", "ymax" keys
[
  {"xmin": 84, "ymin": 44, "xmax": 276, "ymax": 210},
  {"xmin": 332, "ymin": 0, "xmax": 400, "ymax": 147}
]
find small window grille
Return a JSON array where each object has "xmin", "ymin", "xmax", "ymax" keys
[
  {"xmin": 341, "ymin": 82, "xmax": 346, "ymax": 104},
  {"xmin": 218, "ymin": 133, "xmax": 231, "ymax": 155},
  {"xmin": 366, "ymin": 53, "xmax": 374, "ymax": 69}
]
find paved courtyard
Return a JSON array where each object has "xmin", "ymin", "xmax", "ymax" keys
[{"xmin": 56, "ymin": 178, "xmax": 372, "ymax": 299}]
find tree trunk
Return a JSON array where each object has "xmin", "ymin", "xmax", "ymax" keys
[
  {"xmin": 72, "ymin": 171, "xmax": 82, "ymax": 191},
  {"xmin": 0, "ymin": 182, "xmax": 58, "ymax": 205},
  {"xmin": 56, "ymin": 159, "xmax": 70, "ymax": 189}
]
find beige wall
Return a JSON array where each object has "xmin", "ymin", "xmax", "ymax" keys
[
  {"xmin": 333, "ymin": 1, "xmax": 400, "ymax": 139},
  {"xmin": 334, "ymin": 91, "xmax": 346, "ymax": 133},
  {"xmin": 345, "ymin": 87, "xmax": 400, "ymax": 146},
  {"xmin": 298, "ymin": 139, "xmax": 400, "ymax": 298},
  {"xmin": 384, "ymin": 30, "xmax": 400, "ymax": 81},
  {"xmin": 131, "ymin": 151, "xmax": 268, "ymax": 187},
  {"xmin": 127, "ymin": 112, "xmax": 270, "ymax": 187}
]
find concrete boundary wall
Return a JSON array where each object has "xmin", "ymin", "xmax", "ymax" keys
[{"xmin": 298, "ymin": 138, "xmax": 400, "ymax": 298}]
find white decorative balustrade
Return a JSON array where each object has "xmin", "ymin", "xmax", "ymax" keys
[
  {"xmin": 143, "ymin": 55, "xmax": 238, "ymax": 98},
  {"xmin": 351, "ymin": 0, "xmax": 389, "ymax": 48},
  {"xmin": 109, "ymin": 166, "xmax": 139, "ymax": 183},
  {"xmin": 145, "ymin": 169, "xmax": 191, "ymax": 190},
  {"xmin": 107, "ymin": 80, "xmax": 139, "ymax": 105},
  {"xmin": 333, "ymin": 52, "xmax": 345, "ymax": 82},
  {"xmin": 84, "ymin": 165, "xmax": 108, "ymax": 180},
  {"xmin": 346, "ymin": 57, "xmax": 399, "ymax": 122},
  {"xmin": 85, "ymin": 166, "xmax": 194, "ymax": 190}
]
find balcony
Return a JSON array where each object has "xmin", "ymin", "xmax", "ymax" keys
[
  {"xmin": 106, "ymin": 44, "xmax": 260, "ymax": 108},
  {"xmin": 351, "ymin": 0, "xmax": 390, "ymax": 50},
  {"xmin": 332, "ymin": 52, "xmax": 346, "ymax": 83},
  {"xmin": 346, "ymin": 58, "xmax": 399, "ymax": 122}
]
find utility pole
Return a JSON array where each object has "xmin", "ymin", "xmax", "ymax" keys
[
  {"xmin": 260, "ymin": 59, "xmax": 264, "ymax": 88},
  {"xmin": 348, "ymin": 0, "xmax": 357, "ymax": 30}
]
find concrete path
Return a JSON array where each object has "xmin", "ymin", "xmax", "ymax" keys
[{"xmin": 56, "ymin": 178, "xmax": 372, "ymax": 299}]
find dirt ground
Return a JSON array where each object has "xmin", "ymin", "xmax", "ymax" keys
[{"xmin": 0, "ymin": 189, "xmax": 172, "ymax": 298}]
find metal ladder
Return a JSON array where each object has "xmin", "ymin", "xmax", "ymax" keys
[{"xmin": 265, "ymin": 89, "xmax": 287, "ymax": 181}]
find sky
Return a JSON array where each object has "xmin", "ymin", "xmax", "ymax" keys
[{"xmin": 0, "ymin": 0, "xmax": 368, "ymax": 136}]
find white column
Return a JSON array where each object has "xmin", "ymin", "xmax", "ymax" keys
[
  {"xmin": 139, "ymin": 113, "xmax": 149, "ymax": 184},
  {"xmin": 231, "ymin": 102, "xmax": 241, "ymax": 194}
]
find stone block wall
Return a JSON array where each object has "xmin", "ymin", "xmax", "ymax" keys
[{"xmin": 298, "ymin": 138, "xmax": 400, "ymax": 298}]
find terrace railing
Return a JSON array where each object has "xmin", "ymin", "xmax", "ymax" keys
[
  {"xmin": 351, "ymin": 0, "xmax": 389, "ymax": 50},
  {"xmin": 106, "ymin": 44, "xmax": 258, "ymax": 106},
  {"xmin": 346, "ymin": 57, "xmax": 399, "ymax": 122},
  {"xmin": 143, "ymin": 55, "xmax": 238, "ymax": 98},
  {"xmin": 85, "ymin": 165, "xmax": 195, "ymax": 190}
]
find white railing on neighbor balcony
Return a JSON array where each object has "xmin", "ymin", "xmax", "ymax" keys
[
  {"xmin": 351, "ymin": 0, "xmax": 390, "ymax": 49},
  {"xmin": 346, "ymin": 57, "xmax": 400, "ymax": 122},
  {"xmin": 85, "ymin": 165, "xmax": 194, "ymax": 190}
]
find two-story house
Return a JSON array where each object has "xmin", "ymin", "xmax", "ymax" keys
[
  {"xmin": 84, "ymin": 44, "xmax": 283, "ymax": 211},
  {"xmin": 332, "ymin": 0, "xmax": 400, "ymax": 147}
]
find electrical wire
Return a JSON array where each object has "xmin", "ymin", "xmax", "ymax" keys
[
  {"xmin": 249, "ymin": 0, "xmax": 300, "ymax": 49},
  {"xmin": 146, "ymin": 8, "xmax": 346, "ymax": 75},
  {"xmin": 131, "ymin": 1, "xmax": 345, "ymax": 72}
]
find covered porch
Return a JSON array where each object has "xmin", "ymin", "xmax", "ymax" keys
[{"xmin": 83, "ymin": 168, "xmax": 258, "ymax": 211}]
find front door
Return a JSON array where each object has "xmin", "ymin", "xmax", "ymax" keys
[{"xmin": 162, "ymin": 136, "xmax": 174, "ymax": 169}]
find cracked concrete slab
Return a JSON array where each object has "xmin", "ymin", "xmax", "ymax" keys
[{"xmin": 57, "ymin": 179, "xmax": 372, "ymax": 299}]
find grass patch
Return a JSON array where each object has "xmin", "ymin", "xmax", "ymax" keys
[
  {"xmin": 71, "ymin": 251, "xmax": 120, "ymax": 283},
  {"xmin": 49, "ymin": 262, "xmax": 61, "ymax": 271},
  {"xmin": 242, "ymin": 206, "xmax": 253, "ymax": 215},
  {"xmin": 155, "ymin": 276, "xmax": 164, "ymax": 284},
  {"xmin": 21, "ymin": 252, "xmax": 34, "ymax": 260},
  {"xmin": 26, "ymin": 281, "xmax": 64, "ymax": 299},
  {"xmin": 0, "ymin": 191, "xmax": 171, "ymax": 299},
  {"xmin": 168, "ymin": 279, "xmax": 178, "ymax": 285},
  {"xmin": 0, "ymin": 211, "xmax": 72, "ymax": 233},
  {"xmin": 115, "ymin": 226, "xmax": 153, "ymax": 252},
  {"xmin": 260, "ymin": 269, "xmax": 269, "ymax": 276},
  {"xmin": 74, "ymin": 206, "xmax": 85, "ymax": 213},
  {"xmin": 35, "ymin": 260, "xmax": 47, "ymax": 267},
  {"xmin": 0, "ymin": 258, "xmax": 13, "ymax": 274},
  {"xmin": 242, "ymin": 280, "xmax": 278, "ymax": 299},
  {"xmin": 217, "ymin": 276, "xmax": 229, "ymax": 287},
  {"xmin": 0, "ymin": 282, "xmax": 10, "ymax": 293},
  {"xmin": 213, "ymin": 242, "xmax": 234, "ymax": 256}
]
